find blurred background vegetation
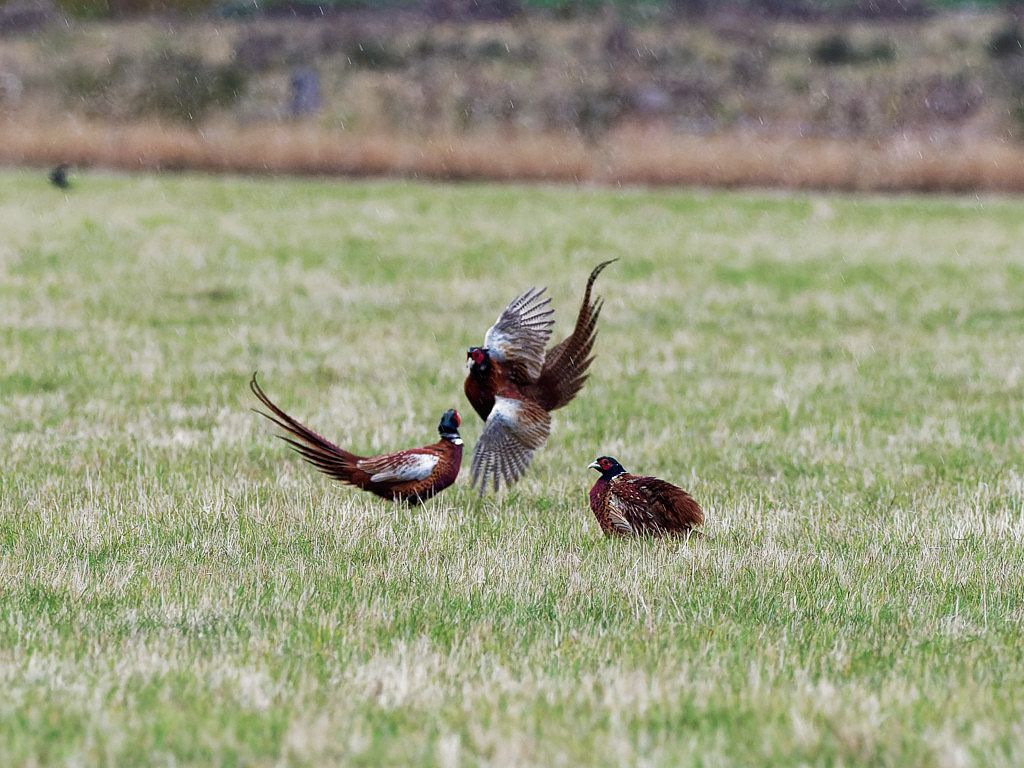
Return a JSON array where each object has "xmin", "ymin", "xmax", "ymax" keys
[
  {"xmin": 3, "ymin": 0, "xmax": 1024, "ymax": 187},
  {"xmin": 2, "ymin": 1, "xmax": 1018, "ymax": 132},
  {"xmin": 30, "ymin": 0, "xmax": 1022, "ymax": 19}
]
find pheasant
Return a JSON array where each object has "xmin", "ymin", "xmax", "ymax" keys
[
  {"xmin": 250, "ymin": 374, "xmax": 463, "ymax": 505},
  {"xmin": 587, "ymin": 456, "xmax": 704, "ymax": 537},
  {"xmin": 465, "ymin": 259, "xmax": 616, "ymax": 491}
]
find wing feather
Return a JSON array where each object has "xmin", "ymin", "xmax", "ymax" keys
[
  {"xmin": 358, "ymin": 452, "xmax": 439, "ymax": 483},
  {"xmin": 482, "ymin": 287, "xmax": 555, "ymax": 382},
  {"xmin": 470, "ymin": 396, "xmax": 551, "ymax": 492},
  {"xmin": 608, "ymin": 474, "xmax": 704, "ymax": 535},
  {"xmin": 607, "ymin": 487, "xmax": 646, "ymax": 534}
]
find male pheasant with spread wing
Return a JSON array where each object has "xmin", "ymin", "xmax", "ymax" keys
[
  {"xmin": 251, "ymin": 374, "xmax": 463, "ymax": 505},
  {"xmin": 587, "ymin": 456, "xmax": 704, "ymax": 537},
  {"xmin": 465, "ymin": 260, "xmax": 615, "ymax": 491}
]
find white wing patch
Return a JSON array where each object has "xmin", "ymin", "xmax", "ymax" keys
[
  {"xmin": 492, "ymin": 395, "xmax": 521, "ymax": 420},
  {"xmin": 359, "ymin": 453, "xmax": 439, "ymax": 483}
]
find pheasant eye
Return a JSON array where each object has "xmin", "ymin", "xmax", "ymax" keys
[{"xmin": 600, "ymin": 458, "xmax": 611, "ymax": 469}]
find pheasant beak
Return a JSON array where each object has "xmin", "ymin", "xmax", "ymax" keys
[{"xmin": 588, "ymin": 460, "xmax": 601, "ymax": 472}]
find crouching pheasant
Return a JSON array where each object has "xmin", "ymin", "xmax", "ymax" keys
[
  {"xmin": 465, "ymin": 259, "xmax": 616, "ymax": 491},
  {"xmin": 587, "ymin": 456, "xmax": 704, "ymax": 537},
  {"xmin": 250, "ymin": 374, "xmax": 462, "ymax": 505}
]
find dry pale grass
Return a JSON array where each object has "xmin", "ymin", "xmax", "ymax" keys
[
  {"xmin": 2, "ymin": 171, "xmax": 1024, "ymax": 765},
  {"xmin": 0, "ymin": 120, "xmax": 591, "ymax": 183},
  {"xmin": 6, "ymin": 119, "xmax": 1024, "ymax": 191}
]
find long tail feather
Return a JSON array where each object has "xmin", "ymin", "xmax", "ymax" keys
[
  {"xmin": 535, "ymin": 259, "xmax": 617, "ymax": 411},
  {"xmin": 250, "ymin": 373, "xmax": 364, "ymax": 484}
]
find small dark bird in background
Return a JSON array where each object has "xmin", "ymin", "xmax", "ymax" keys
[
  {"xmin": 587, "ymin": 456, "xmax": 704, "ymax": 537},
  {"xmin": 49, "ymin": 164, "xmax": 71, "ymax": 189},
  {"xmin": 465, "ymin": 259, "xmax": 616, "ymax": 491},
  {"xmin": 250, "ymin": 374, "xmax": 463, "ymax": 505}
]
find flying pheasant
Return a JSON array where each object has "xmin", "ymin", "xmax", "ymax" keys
[
  {"xmin": 250, "ymin": 374, "xmax": 463, "ymax": 505},
  {"xmin": 465, "ymin": 260, "xmax": 616, "ymax": 491},
  {"xmin": 587, "ymin": 456, "xmax": 704, "ymax": 537}
]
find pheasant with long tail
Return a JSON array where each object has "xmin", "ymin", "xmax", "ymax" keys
[
  {"xmin": 465, "ymin": 260, "xmax": 616, "ymax": 491},
  {"xmin": 250, "ymin": 374, "xmax": 463, "ymax": 505}
]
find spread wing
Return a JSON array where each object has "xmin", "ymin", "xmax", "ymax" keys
[
  {"xmin": 483, "ymin": 287, "xmax": 555, "ymax": 382},
  {"xmin": 357, "ymin": 451, "xmax": 439, "ymax": 483},
  {"xmin": 470, "ymin": 396, "xmax": 551, "ymax": 492},
  {"xmin": 608, "ymin": 475, "xmax": 704, "ymax": 535},
  {"xmin": 534, "ymin": 259, "xmax": 615, "ymax": 411}
]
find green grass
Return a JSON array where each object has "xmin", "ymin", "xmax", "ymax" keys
[{"xmin": 2, "ymin": 170, "xmax": 1023, "ymax": 766}]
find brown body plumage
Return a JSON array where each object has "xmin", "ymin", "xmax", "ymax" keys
[
  {"xmin": 250, "ymin": 374, "xmax": 463, "ymax": 505},
  {"xmin": 465, "ymin": 260, "xmax": 615, "ymax": 491},
  {"xmin": 588, "ymin": 457, "xmax": 704, "ymax": 537}
]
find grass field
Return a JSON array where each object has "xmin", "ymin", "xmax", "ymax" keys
[{"xmin": 1, "ymin": 170, "xmax": 1023, "ymax": 766}]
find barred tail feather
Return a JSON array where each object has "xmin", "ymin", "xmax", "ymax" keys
[
  {"xmin": 250, "ymin": 373, "xmax": 365, "ymax": 485},
  {"xmin": 536, "ymin": 259, "xmax": 616, "ymax": 411}
]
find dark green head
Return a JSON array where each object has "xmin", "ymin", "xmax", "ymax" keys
[
  {"xmin": 588, "ymin": 456, "xmax": 626, "ymax": 479},
  {"xmin": 439, "ymin": 409, "xmax": 462, "ymax": 443}
]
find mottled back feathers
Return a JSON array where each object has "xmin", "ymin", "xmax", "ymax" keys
[{"xmin": 590, "ymin": 471, "xmax": 704, "ymax": 537}]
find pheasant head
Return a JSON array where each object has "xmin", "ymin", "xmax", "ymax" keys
[
  {"xmin": 588, "ymin": 456, "xmax": 626, "ymax": 479},
  {"xmin": 466, "ymin": 346, "xmax": 492, "ymax": 376},
  {"xmin": 438, "ymin": 409, "xmax": 463, "ymax": 444}
]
